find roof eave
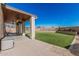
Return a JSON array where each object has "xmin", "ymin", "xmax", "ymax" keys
[{"xmin": 5, "ymin": 5, "xmax": 37, "ymax": 19}]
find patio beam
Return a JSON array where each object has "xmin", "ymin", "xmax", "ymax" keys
[{"xmin": 30, "ymin": 16, "xmax": 35, "ymax": 40}]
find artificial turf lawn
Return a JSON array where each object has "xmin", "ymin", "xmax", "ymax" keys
[{"xmin": 36, "ymin": 32, "xmax": 74, "ymax": 48}]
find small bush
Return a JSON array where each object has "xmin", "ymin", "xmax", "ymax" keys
[{"xmin": 56, "ymin": 31, "xmax": 76, "ymax": 35}]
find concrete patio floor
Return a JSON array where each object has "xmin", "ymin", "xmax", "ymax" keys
[{"xmin": 0, "ymin": 36, "xmax": 73, "ymax": 56}]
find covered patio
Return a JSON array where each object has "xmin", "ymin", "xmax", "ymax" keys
[
  {"xmin": 0, "ymin": 3, "xmax": 37, "ymax": 51},
  {"xmin": 0, "ymin": 4, "xmax": 37, "ymax": 40}
]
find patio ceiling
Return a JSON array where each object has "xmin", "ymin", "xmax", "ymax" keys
[{"xmin": 3, "ymin": 5, "xmax": 36, "ymax": 22}]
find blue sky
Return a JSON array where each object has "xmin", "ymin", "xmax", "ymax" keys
[{"xmin": 7, "ymin": 3, "xmax": 79, "ymax": 27}]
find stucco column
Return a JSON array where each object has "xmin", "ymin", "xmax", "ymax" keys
[
  {"xmin": 0, "ymin": 4, "xmax": 4, "ymax": 50},
  {"xmin": 0, "ymin": 4, "xmax": 4, "ymax": 39},
  {"xmin": 22, "ymin": 22, "xmax": 25, "ymax": 36},
  {"xmin": 30, "ymin": 16, "xmax": 35, "ymax": 40}
]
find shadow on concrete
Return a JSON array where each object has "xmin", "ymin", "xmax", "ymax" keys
[
  {"xmin": 25, "ymin": 34, "xmax": 31, "ymax": 39},
  {"xmin": 65, "ymin": 45, "xmax": 71, "ymax": 49},
  {"xmin": 69, "ymin": 43, "xmax": 79, "ymax": 56}
]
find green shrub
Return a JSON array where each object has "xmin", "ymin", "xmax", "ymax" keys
[{"xmin": 56, "ymin": 31, "xmax": 76, "ymax": 35}]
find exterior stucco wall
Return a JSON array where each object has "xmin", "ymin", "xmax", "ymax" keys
[
  {"xmin": 4, "ymin": 11, "xmax": 16, "ymax": 23},
  {"xmin": 4, "ymin": 11, "xmax": 16, "ymax": 33},
  {"xmin": 4, "ymin": 11, "xmax": 25, "ymax": 34}
]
